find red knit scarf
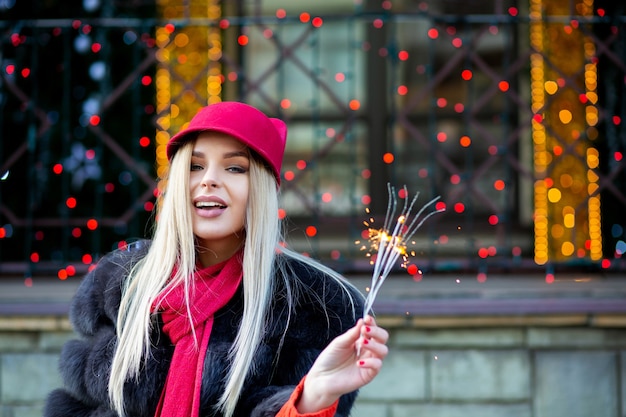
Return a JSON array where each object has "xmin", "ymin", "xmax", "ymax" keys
[{"xmin": 153, "ymin": 252, "xmax": 243, "ymax": 417}]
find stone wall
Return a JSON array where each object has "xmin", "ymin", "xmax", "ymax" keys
[
  {"xmin": 355, "ymin": 320, "xmax": 626, "ymax": 417},
  {"xmin": 0, "ymin": 317, "xmax": 71, "ymax": 417},
  {"xmin": 1, "ymin": 314, "xmax": 625, "ymax": 417}
]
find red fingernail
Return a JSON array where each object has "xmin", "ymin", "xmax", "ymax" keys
[
  {"xmin": 359, "ymin": 360, "xmax": 365, "ymax": 366},
  {"xmin": 363, "ymin": 338, "xmax": 369, "ymax": 345},
  {"xmin": 365, "ymin": 326, "xmax": 371, "ymax": 333}
]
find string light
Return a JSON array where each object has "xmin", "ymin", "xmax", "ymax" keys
[
  {"xmin": 530, "ymin": 0, "xmax": 601, "ymax": 264},
  {"xmin": 155, "ymin": 0, "xmax": 222, "ymax": 179}
]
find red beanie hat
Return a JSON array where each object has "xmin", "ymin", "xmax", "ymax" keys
[{"xmin": 166, "ymin": 102, "xmax": 287, "ymax": 184}]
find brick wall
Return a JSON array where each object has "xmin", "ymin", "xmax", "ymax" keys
[{"xmin": 1, "ymin": 314, "xmax": 625, "ymax": 417}]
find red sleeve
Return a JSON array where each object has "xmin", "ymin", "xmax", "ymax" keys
[{"xmin": 275, "ymin": 376, "xmax": 338, "ymax": 417}]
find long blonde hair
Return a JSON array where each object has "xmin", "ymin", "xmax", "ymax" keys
[{"xmin": 108, "ymin": 139, "xmax": 359, "ymax": 417}]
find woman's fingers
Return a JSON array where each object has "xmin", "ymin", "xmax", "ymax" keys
[
  {"xmin": 357, "ymin": 315, "xmax": 389, "ymax": 360},
  {"xmin": 361, "ymin": 316, "xmax": 389, "ymax": 344}
]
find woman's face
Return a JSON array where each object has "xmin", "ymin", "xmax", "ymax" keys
[{"xmin": 189, "ymin": 132, "xmax": 249, "ymax": 265}]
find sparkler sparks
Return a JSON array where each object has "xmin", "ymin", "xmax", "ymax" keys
[{"xmin": 357, "ymin": 184, "xmax": 445, "ymax": 319}]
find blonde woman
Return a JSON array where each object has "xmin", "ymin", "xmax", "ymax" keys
[{"xmin": 45, "ymin": 102, "xmax": 388, "ymax": 417}]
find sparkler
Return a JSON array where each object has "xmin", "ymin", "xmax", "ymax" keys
[{"xmin": 358, "ymin": 184, "xmax": 445, "ymax": 319}]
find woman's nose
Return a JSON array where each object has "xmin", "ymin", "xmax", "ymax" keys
[{"xmin": 201, "ymin": 167, "xmax": 221, "ymax": 188}]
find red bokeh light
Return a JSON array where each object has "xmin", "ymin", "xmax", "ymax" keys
[
  {"xmin": 237, "ymin": 35, "xmax": 249, "ymax": 46},
  {"xmin": 383, "ymin": 153, "xmax": 394, "ymax": 164},
  {"xmin": 407, "ymin": 264, "xmax": 419, "ymax": 275},
  {"xmin": 86, "ymin": 219, "xmax": 98, "ymax": 230}
]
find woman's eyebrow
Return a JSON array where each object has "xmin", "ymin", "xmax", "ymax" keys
[
  {"xmin": 191, "ymin": 150, "xmax": 249, "ymax": 159},
  {"xmin": 223, "ymin": 151, "xmax": 249, "ymax": 159}
]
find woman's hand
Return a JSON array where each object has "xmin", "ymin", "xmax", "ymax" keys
[{"xmin": 296, "ymin": 315, "xmax": 389, "ymax": 413}]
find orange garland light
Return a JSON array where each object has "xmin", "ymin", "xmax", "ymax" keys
[
  {"xmin": 155, "ymin": 0, "xmax": 222, "ymax": 179},
  {"xmin": 530, "ymin": 0, "xmax": 601, "ymax": 264}
]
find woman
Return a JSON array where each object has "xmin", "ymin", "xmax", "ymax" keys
[{"xmin": 45, "ymin": 101, "xmax": 388, "ymax": 417}]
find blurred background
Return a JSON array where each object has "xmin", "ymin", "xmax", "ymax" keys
[
  {"xmin": 1, "ymin": 0, "xmax": 624, "ymax": 278},
  {"xmin": 0, "ymin": 1, "xmax": 625, "ymax": 417}
]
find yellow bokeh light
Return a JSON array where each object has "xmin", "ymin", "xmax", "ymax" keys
[
  {"xmin": 551, "ymin": 224, "xmax": 564, "ymax": 238},
  {"xmin": 586, "ymin": 148, "xmax": 599, "ymax": 168},
  {"xmin": 170, "ymin": 104, "xmax": 180, "ymax": 118},
  {"xmin": 587, "ymin": 169, "xmax": 599, "ymax": 182},
  {"xmin": 548, "ymin": 187, "xmax": 562, "ymax": 203},
  {"xmin": 559, "ymin": 109, "xmax": 573, "ymax": 124},
  {"xmin": 155, "ymin": 130, "xmax": 170, "ymax": 145},
  {"xmin": 174, "ymin": 33, "xmax": 189, "ymax": 48},
  {"xmin": 586, "ymin": 91, "xmax": 598, "ymax": 104},
  {"xmin": 561, "ymin": 241, "xmax": 575, "ymax": 256},
  {"xmin": 559, "ymin": 174, "xmax": 573, "ymax": 188},
  {"xmin": 545, "ymin": 80, "xmax": 558, "ymax": 94}
]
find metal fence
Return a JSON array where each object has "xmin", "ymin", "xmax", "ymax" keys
[{"xmin": 1, "ymin": 0, "xmax": 624, "ymax": 279}]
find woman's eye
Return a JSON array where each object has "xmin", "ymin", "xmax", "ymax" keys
[
  {"xmin": 190, "ymin": 163, "xmax": 203, "ymax": 171},
  {"xmin": 227, "ymin": 166, "xmax": 247, "ymax": 173}
]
